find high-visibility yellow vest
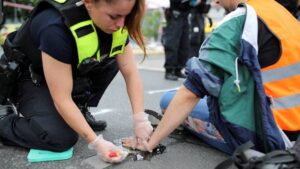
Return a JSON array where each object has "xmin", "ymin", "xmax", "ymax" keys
[{"xmin": 51, "ymin": 0, "xmax": 128, "ymax": 66}]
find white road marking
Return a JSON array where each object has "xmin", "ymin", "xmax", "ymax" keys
[
  {"xmin": 92, "ymin": 109, "xmax": 113, "ymax": 115},
  {"xmin": 137, "ymin": 65, "xmax": 164, "ymax": 72},
  {"xmin": 147, "ymin": 87, "xmax": 179, "ymax": 94}
]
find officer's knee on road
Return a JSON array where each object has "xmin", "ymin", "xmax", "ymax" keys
[{"xmin": 42, "ymin": 128, "xmax": 78, "ymax": 152}]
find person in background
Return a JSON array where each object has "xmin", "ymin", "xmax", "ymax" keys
[
  {"xmin": 162, "ymin": 0, "xmax": 192, "ymax": 81},
  {"xmin": 189, "ymin": 0, "xmax": 211, "ymax": 57},
  {"xmin": 0, "ymin": 0, "xmax": 152, "ymax": 163},
  {"xmin": 145, "ymin": 0, "xmax": 300, "ymax": 154}
]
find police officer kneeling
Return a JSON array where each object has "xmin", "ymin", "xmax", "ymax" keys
[{"xmin": 0, "ymin": 0, "xmax": 153, "ymax": 163}]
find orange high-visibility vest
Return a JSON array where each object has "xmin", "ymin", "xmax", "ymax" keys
[{"xmin": 248, "ymin": 0, "xmax": 300, "ymax": 131}]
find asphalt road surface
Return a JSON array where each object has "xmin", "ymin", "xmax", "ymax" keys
[{"xmin": 0, "ymin": 49, "xmax": 232, "ymax": 169}]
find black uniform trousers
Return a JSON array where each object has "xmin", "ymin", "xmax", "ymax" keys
[
  {"xmin": 162, "ymin": 10, "xmax": 190, "ymax": 72},
  {"xmin": 189, "ymin": 10, "xmax": 205, "ymax": 57},
  {"xmin": 0, "ymin": 59, "xmax": 119, "ymax": 152}
]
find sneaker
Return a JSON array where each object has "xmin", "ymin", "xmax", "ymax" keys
[{"xmin": 83, "ymin": 111, "xmax": 107, "ymax": 131}]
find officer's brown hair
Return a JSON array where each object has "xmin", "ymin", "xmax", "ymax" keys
[{"xmin": 95, "ymin": 0, "xmax": 147, "ymax": 57}]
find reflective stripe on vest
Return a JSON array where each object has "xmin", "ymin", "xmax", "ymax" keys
[{"xmin": 248, "ymin": 0, "xmax": 300, "ymax": 131}]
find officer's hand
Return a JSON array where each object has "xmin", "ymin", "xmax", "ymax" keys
[
  {"xmin": 133, "ymin": 112, "xmax": 153, "ymax": 149},
  {"xmin": 88, "ymin": 135, "xmax": 128, "ymax": 163},
  {"xmin": 122, "ymin": 137, "xmax": 153, "ymax": 152}
]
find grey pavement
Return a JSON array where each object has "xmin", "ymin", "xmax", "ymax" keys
[{"xmin": 0, "ymin": 48, "xmax": 233, "ymax": 169}]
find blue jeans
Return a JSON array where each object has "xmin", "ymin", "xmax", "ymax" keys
[{"xmin": 160, "ymin": 90, "xmax": 233, "ymax": 154}]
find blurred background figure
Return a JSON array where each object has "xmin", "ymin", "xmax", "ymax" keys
[
  {"xmin": 189, "ymin": 0, "xmax": 211, "ymax": 57},
  {"xmin": 162, "ymin": 0, "xmax": 192, "ymax": 81}
]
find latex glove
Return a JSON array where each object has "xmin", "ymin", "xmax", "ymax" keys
[
  {"xmin": 133, "ymin": 112, "xmax": 153, "ymax": 148},
  {"xmin": 122, "ymin": 137, "xmax": 152, "ymax": 152},
  {"xmin": 88, "ymin": 135, "xmax": 128, "ymax": 163}
]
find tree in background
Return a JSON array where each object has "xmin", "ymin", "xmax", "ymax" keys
[{"xmin": 142, "ymin": 9, "xmax": 162, "ymax": 43}]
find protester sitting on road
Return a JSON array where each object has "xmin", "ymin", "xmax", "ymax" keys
[
  {"xmin": 144, "ymin": 0, "xmax": 300, "ymax": 154},
  {"xmin": 0, "ymin": 0, "xmax": 152, "ymax": 163}
]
